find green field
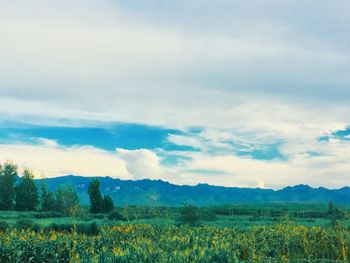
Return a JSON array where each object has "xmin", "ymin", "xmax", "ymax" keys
[
  {"xmin": 1, "ymin": 203, "xmax": 350, "ymax": 262},
  {"xmin": 0, "ymin": 203, "xmax": 348, "ymax": 228}
]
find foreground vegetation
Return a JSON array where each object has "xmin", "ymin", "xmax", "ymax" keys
[
  {"xmin": 0, "ymin": 204, "xmax": 350, "ymax": 262},
  {"xmin": 1, "ymin": 222, "xmax": 350, "ymax": 262}
]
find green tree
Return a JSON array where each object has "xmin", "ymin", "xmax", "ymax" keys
[
  {"xmin": 15, "ymin": 169, "xmax": 39, "ymax": 211},
  {"xmin": 0, "ymin": 162, "xmax": 18, "ymax": 210},
  {"xmin": 328, "ymin": 201, "xmax": 335, "ymax": 214},
  {"xmin": 40, "ymin": 182, "xmax": 56, "ymax": 211},
  {"xmin": 103, "ymin": 195, "xmax": 114, "ymax": 212},
  {"xmin": 179, "ymin": 204, "xmax": 201, "ymax": 226},
  {"xmin": 88, "ymin": 179, "xmax": 104, "ymax": 213},
  {"xmin": 55, "ymin": 185, "xmax": 79, "ymax": 215},
  {"xmin": 327, "ymin": 201, "xmax": 345, "ymax": 226}
]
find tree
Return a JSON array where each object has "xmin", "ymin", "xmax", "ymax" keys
[
  {"xmin": 15, "ymin": 169, "xmax": 39, "ymax": 211},
  {"xmin": 179, "ymin": 204, "xmax": 201, "ymax": 226},
  {"xmin": 55, "ymin": 185, "xmax": 79, "ymax": 215},
  {"xmin": 328, "ymin": 201, "xmax": 335, "ymax": 215},
  {"xmin": 0, "ymin": 162, "xmax": 18, "ymax": 210},
  {"xmin": 40, "ymin": 182, "xmax": 56, "ymax": 211},
  {"xmin": 327, "ymin": 201, "xmax": 345, "ymax": 226},
  {"xmin": 88, "ymin": 179, "xmax": 104, "ymax": 213},
  {"xmin": 103, "ymin": 195, "xmax": 114, "ymax": 212}
]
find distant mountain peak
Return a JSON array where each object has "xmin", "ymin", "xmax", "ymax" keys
[
  {"xmin": 38, "ymin": 176, "xmax": 350, "ymax": 206},
  {"xmin": 283, "ymin": 184, "xmax": 312, "ymax": 191}
]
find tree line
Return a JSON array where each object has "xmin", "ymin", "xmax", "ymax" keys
[{"xmin": 0, "ymin": 162, "xmax": 113, "ymax": 214}]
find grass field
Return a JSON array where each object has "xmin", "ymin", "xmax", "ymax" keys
[
  {"xmin": 0, "ymin": 203, "xmax": 349, "ymax": 228},
  {"xmin": 1, "ymin": 203, "xmax": 350, "ymax": 262}
]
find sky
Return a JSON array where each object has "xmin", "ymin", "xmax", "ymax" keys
[{"xmin": 0, "ymin": 0, "xmax": 350, "ymax": 188}]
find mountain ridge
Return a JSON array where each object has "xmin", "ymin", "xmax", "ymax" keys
[{"xmin": 38, "ymin": 175, "xmax": 350, "ymax": 206}]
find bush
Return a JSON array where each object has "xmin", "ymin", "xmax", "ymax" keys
[
  {"xmin": 76, "ymin": 222, "xmax": 100, "ymax": 236},
  {"xmin": 103, "ymin": 195, "xmax": 114, "ymax": 213},
  {"xmin": 0, "ymin": 220, "xmax": 9, "ymax": 232},
  {"xmin": 46, "ymin": 223, "xmax": 74, "ymax": 233},
  {"xmin": 80, "ymin": 215, "xmax": 94, "ymax": 222},
  {"xmin": 45, "ymin": 222, "xmax": 100, "ymax": 235},
  {"xmin": 89, "ymin": 213, "xmax": 105, "ymax": 220},
  {"xmin": 16, "ymin": 218, "xmax": 40, "ymax": 232},
  {"xmin": 16, "ymin": 218, "xmax": 34, "ymax": 230},
  {"xmin": 179, "ymin": 205, "xmax": 201, "ymax": 226},
  {"xmin": 200, "ymin": 209, "xmax": 217, "ymax": 221},
  {"xmin": 108, "ymin": 210, "xmax": 127, "ymax": 221},
  {"xmin": 33, "ymin": 211, "xmax": 63, "ymax": 219}
]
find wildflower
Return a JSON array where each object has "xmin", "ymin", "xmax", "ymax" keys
[{"xmin": 50, "ymin": 233, "xmax": 57, "ymax": 241}]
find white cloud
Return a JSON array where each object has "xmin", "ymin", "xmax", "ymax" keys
[
  {"xmin": 0, "ymin": 140, "xmax": 178, "ymax": 183},
  {"xmin": 0, "ymin": 142, "xmax": 130, "ymax": 179},
  {"xmin": 0, "ymin": 1, "xmax": 349, "ymax": 146},
  {"xmin": 0, "ymin": 0, "xmax": 349, "ymax": 121},
  {"xmin": 0, "ymin": 135, "xmax": 350, "ymax": 188},
  {"xmin": 115, "ymin": 148, "xmax": 175, "ymax": 181},
  {"xmin": 1, "ymin": 0, "xmax": 350, "ymax": 188},
  {"xmin": 34, "ymin": 138, "xmax": 59, "ymax": 148},
  {"xmin": 177, "ymin": 137, "xmax": 350, "ymax": 189}
]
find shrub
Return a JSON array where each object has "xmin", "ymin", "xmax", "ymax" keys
[
  {"xmin": 46, "ymin": 223, "xmax": 59, "ymax": 232},
  {"xmin": 81, "ymin": 215, "xmax": 94, "ymax": 222},
  {"xmin": 32, "ymin": 223, "xmax": 41, "ymax": 232},
  {"xmin": 200, "ymin": 209, "xmax": 217, "ymax": 221},
  {"xmin": 76, "ymin": 222, "xmax": 100, "ymax": 235},
  {"xmin": 45, "ymin": 222, "xmax": 100, "ymax": 235},
  {"xmin": 108, "ymin": 210, "xmax": 127, "ymax": 221},
  {"xmin": 16, "ymin": 218, "xmax": 34, "ymax": 230},
  {"xmin": 88, "ymin": 222, "xmax": 100, "ymax": 235},
  {"xmin": 33, "ymin": 211, "xmax": 63, "ymax": 219},
  {"xmin": 90, "ymin": 213, "xmax": 105, "ymax": 220},
  {"xmin": 46, "ymin": 223, "xmax": 74, "ymax": 233},
  {"xmin": 179, "ymin": 204, "xmax": 201, "ymax": 226},
  {"xmin": 16, "ymin": 218, "xmax": 40, "ymax": 232},
  {"xmin": 103, "ymin": 195, "xmax": 114, "ymax": 213},
  {"xmin": 0, "ymin": 220, "xmax": 9, "ymax": 232}
]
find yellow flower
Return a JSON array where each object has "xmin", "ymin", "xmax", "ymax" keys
[{"xmin": 113, "ymin": 247, "xmax": 124, "ymax": 257}]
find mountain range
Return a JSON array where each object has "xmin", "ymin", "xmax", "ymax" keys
[{"xmin": 39, "ymin": 175, "xmax": 350, "ymax": 206}]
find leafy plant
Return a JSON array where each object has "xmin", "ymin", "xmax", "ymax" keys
[
  {"xmin": 108, "ymin": 210, "xmax": 127, "ymax": 221},
  {"xmin": 0, "ymin": 220, "xmax": 8, "ymax": 232},
  {"xmin": 15, "ymin": 218, "xmax": 39, "ymax": 232}
]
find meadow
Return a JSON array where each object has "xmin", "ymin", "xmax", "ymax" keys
[{"xmin": 1, "ymin": 203, "xmax": 350, "ymax": 262}]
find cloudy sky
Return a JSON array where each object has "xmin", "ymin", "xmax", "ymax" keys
[{"xmin": 0, "ymin": 0, "xmax": 350, "ymax": 188}]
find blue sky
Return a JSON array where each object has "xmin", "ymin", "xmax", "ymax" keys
[{"xmin": 0, "ymin": 0, "xmax": 350, "ymax": 188}]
